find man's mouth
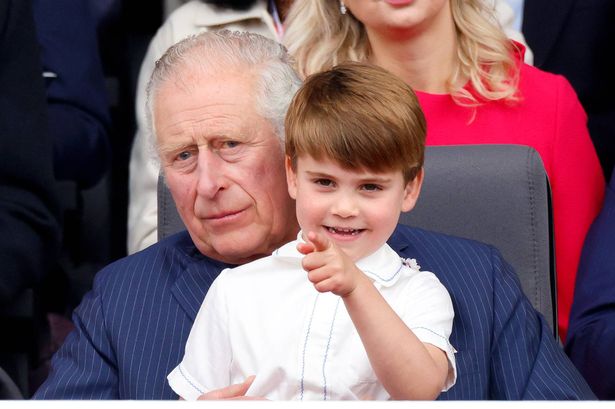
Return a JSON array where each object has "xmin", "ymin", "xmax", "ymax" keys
[{"xmin": 204, "ymin": 208, "xmax": 246, "ymax": 222}]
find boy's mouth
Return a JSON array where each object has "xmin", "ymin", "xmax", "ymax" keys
[{"xmin": 325, "ymin": 226, "xmax": 365, "ymax": 236}]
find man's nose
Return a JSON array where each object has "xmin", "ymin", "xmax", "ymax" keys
[
  {"xmin": 331, "ymin": 193, "xmax": 359, "ymax": 218},
  {"xmin": 196, "ymin": 150, "xmax": 227, "ymax": 198}
]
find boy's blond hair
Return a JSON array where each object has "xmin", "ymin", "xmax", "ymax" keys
[{"xmin": 285, "ymin": 62, "xmax": 426, "ymax": 183}]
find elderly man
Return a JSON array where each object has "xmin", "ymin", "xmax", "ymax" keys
[{"xmin": 35, "ymin": 30, "xmax": 594, "ymax": 399}]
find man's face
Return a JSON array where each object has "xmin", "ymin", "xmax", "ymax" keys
[{"xmin": 155, "ymin": 67, "xmax": 298, "ymax": 264}]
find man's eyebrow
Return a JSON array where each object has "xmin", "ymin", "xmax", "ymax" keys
[{"xmin": 158, "ymin": 142, "xmax": 194, "ymax": 156}]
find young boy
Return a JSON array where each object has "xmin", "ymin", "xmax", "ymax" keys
[{"xmin": 167, "ymin": 62, "xmax": 456, "ymax": 400}]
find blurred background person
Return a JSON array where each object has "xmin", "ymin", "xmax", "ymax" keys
[
  {"xmin": 33, "ymin": 0, "xmax": 111, "ymax": 190},
  {"xmin": 505, "ymin": 0, "xmax": 615, "ymax": 182},
  {"xmin": 566, "ymin": 167, "xmax": 615, "ymax": 399},
  {"xmin": 0, "ymin": 0, "xmax": 62, "ymax": 396}
]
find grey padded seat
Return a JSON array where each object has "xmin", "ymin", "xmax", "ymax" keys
[{"xmin": 158, "ymin": 144, "xmax": 556, "ymax": 337}]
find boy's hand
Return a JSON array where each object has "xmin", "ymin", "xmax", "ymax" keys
[{"xmin": 297, "ymin": 231, "xmax": 368, "ymax": 298}]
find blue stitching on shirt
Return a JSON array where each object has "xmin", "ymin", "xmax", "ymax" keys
[
  {"xmin": 364, "ymin": 262, "xmax": 403, "ymax": 283},
  {"xmin": 300, "ymin": 293, "xmax": 320, "ymax": 400},
  {"xmin": 322, "ymin": 298, "xmax": 341, "ymax": 401},
  {"xmin": 178, "ymin": 365, "xmax": 204, "ymax": 396},
  {"xmin": 412, "ymin": 326, "xmax": 455, "ymax": 351}
]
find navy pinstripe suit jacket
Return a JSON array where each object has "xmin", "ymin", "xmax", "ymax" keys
[{"xmin": 34, "ymin": 225, "xmax": 594, "ymax": 399}]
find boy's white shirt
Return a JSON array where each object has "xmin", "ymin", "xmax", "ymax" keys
[{"xmin": 168, "ymin": 232, "xmax": 456, "ymax": 400}]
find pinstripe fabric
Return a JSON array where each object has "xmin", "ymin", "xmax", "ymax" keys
[{"xmin": 34, "ymin": 227, "xmax": 594, "ymax": 400}]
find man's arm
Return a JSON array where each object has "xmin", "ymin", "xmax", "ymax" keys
[
  {"xmin": 488, "ymin": 247, "xmax": 595, "ymax": 399},
  {"xmin": 33, "ymin": 284, "xmax": 119, "ymax": 399}
]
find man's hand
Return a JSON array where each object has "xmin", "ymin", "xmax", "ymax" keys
[
  {"xmin": 297, "ymin": 231, "xmax": 368, "ymax": 298},
  {"xmin": 197, "ymin": 376, "xmax": 265, "ymax": 400}
]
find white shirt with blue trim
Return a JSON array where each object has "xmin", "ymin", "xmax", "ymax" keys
[{"xmin": 168, "ymin": 233, "xmax": 456, "ymax": 400}]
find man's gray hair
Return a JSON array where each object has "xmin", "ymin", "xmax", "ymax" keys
[{"xmin": 146, "ymin": 30, "xmax": 302, "ymax": 147}]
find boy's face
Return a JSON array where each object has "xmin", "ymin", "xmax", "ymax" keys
[{"xmin": 286, "ymin": 155, "xmax": 423, "ymax": 261}]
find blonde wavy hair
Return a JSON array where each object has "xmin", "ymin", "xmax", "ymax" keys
[{"xmin": 284, "ymin": 0, "xmax": 520, "ymax": 106}]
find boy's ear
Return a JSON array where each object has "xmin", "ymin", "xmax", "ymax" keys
[
  {"xmin": 401, "ymin": 167, "xmax": 424, "ymax": 213},
  {"xmin": 285, "ymin": 156, "xmax": 298, "ymax": 200}
]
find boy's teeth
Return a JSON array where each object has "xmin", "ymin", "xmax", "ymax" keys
[{"xmin": 327, "ymin": 227, "xmax": 360, "ymax": 235}]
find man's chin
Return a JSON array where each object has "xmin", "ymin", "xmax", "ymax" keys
[{"xmin": 192, "ymin": 236, "xmax": 269, "ymax": 265}]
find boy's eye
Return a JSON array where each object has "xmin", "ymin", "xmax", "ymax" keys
[
  {"xmin": 315, "ymin": 178, "xmax": 334, "ymax": 187},
  {"xmin": 361, "ymin": 183, "xmax": 382, "ymax": 191}
]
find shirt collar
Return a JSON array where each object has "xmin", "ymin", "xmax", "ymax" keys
[{"xmin": 273, "ymin": 231, "xmax": 414, "ymax": 287}]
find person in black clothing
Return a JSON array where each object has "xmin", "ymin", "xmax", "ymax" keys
[
  {"xmin": 0, "ymin": 0, "xmax": 61, "ymax": 307},
  {"xmin": 523, "ymin": 0, "xmax": 615, "ymax": 181}
]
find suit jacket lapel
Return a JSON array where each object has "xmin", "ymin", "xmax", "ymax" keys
[
  {"xmin": 522, "ymin": 0, "xmax": 575, "ymax": 66},
  {"xmin": 170, "ymin": 253, "xmax": 230, "ymax": 322}
]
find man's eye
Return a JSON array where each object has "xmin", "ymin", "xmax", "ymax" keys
[
  {"xmin": 221, "ymin": 140, "xmax": 240, "ymax": 149},
  {"xmin": 177, "ymin": 151, "xmax": 192, "ymax": 161},
  {"xmin": 362, "ymin": 184, "xmax": 382, "ymax": 191},
  {"xmin": 315, "ymin": 179, "xmax": 334, "ymax": 187}
]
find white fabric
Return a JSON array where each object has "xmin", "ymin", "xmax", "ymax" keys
[
  {"xmin": 168, "ymin": 236, "xmax": 456, "ymax": 400},
  {"xmin": 493, "ymin": 0, "xmax": 533, "ymax": 64},
  {"xmin": 127, "ymin": 0, "xmax": 277, "ymax": 254},
  {"xmin": 502, "ymin": 0, "xmax": 525, "ymax": 32}
]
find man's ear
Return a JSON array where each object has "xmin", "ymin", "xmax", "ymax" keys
[
  {"xmin": 401, "ymin": 167, "xmax": 424, "ymax": 213},
  {"xmin": 285, "ymin": 156, "xmax": 298, "ymax": 199}
]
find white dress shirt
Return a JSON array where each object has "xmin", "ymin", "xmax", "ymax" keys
[{"xmin": 168, "ymin": 235, "xmax": 456, "ymax": 400}]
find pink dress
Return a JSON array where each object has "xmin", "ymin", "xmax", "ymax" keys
[{"xmin": 417, "ymin": 56, "xmax": 605, "ymax": 339}]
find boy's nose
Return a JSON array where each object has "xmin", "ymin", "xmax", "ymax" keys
[{"xmin": 331, "ymin": 194, "xmax": 359, "ymax": 218}]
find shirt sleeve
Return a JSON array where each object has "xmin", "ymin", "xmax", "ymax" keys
[
  {"xmin": 167, "ymin": 270, "xmax": 232, "ymax": 400},
  {"xmin": 398, "ymin": 269, "xmax": 457, "ymax": 391}
]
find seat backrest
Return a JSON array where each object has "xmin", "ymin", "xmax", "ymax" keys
[
  {"xmin": 401, "ymin": 144, "xmax": 555, "ymax": 336},
  {"xmin": 158, "ymin": 144, "xmax": 556, "ymax": 336}
]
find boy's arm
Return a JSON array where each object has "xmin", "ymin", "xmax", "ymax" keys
[
  {"xmin": 344, "ymin": 275, "xmax": 449, "ymax": 400},
  {"xmin": 299, "ymin": 232, "xmax": 450, "ymax": 400}
]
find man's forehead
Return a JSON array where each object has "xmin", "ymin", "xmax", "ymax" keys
[{"xmin": 165, "ymin": 63, "xmax": 256, "ymax": 92}]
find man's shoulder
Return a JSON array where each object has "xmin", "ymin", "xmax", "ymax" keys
[
  {"xmin": 389, "ymin": 224, "xmax": 501, "ymax": 280},
  {"xmin": 96, "ymin": 231, "xmax": 210, "ymax": 286},
  {"xmin": 390, "ymin": 224, "xmax": 494, "ymax": 254}
]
